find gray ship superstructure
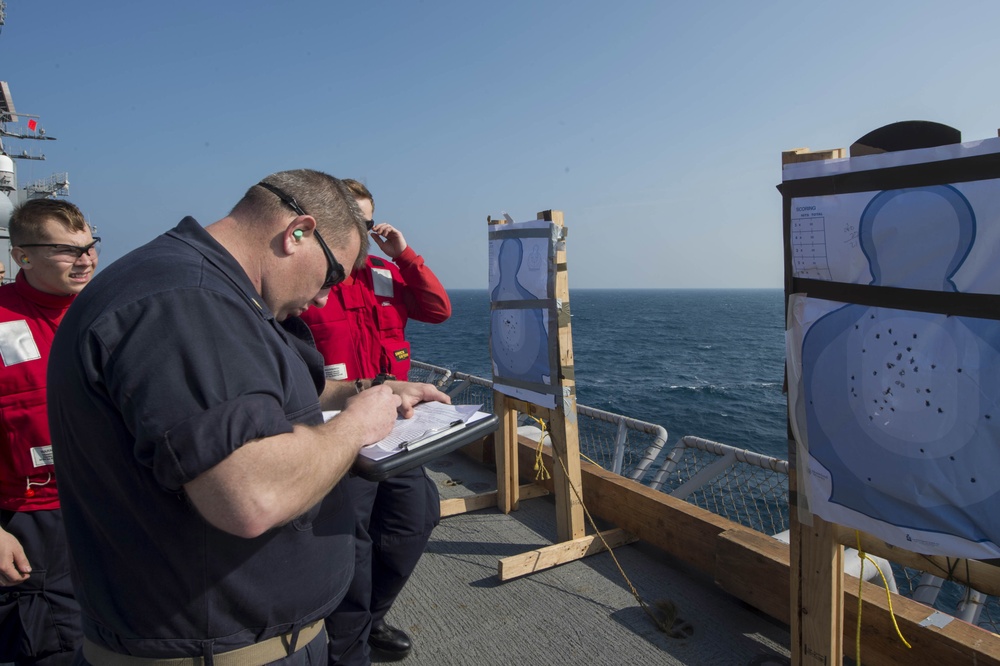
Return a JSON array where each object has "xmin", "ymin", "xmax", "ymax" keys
[{"xmin": 0, "ymin": 0, "xmax": 70, "ymax": 275}]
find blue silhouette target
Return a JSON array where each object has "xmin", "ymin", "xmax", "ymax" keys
[
  {"xmin": 490, "ymin": 237, "xmax": 551, "ymax": 385},
  {"xmin": 802, "ymin": 185, "xmax": 1000, "ymax": 555}
]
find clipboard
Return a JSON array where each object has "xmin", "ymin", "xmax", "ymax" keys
[{"xmin": 351, "ymin": 411, "xmax": 499, "ymax": 482}]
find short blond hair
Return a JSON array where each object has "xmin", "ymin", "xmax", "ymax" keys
[
  {"xmin": 231, "ymin": 169, "xmax": 369, "ymax": 267},
  {"xmin": 342, "ymin": 179, "xmax": 374, "ymax": 212},
  {"xmin": 10, "ymin": 199, "xmax": 89, "ymax": 246}
]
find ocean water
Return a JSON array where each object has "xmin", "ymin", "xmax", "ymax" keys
[
  {"xmin": 410, "ymin": 288, "xmax": 1000, "ymax": 628},
  {"xmin": 407, "ymin": 288, "xmax": 787, "ymax": 459}
]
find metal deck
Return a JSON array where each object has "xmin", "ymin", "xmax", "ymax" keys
[{"xmin": 379, "ymin": 451, "xmax": 792, "ymax": 665}]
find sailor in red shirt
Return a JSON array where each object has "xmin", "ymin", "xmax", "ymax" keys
[
  {"xmin": 0, "ymin": 198, "xmax": 97, "ymax": 665},
  {"xmin": 304, "ymin": 207, "xmax": 450, "ymax": 383},
  {"xmin": 301, "ymin": 179, "xmax": 450, "ymax": 664}
]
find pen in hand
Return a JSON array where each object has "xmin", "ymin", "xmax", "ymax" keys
[{"xmin": 395, "ymin": 419, "xmax": 465, "ymax": 451}]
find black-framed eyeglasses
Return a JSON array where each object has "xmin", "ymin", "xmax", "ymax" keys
[
  {"xmin": 363, "ymin": 219, "xmax": 374, "ymax": 231},
  {"xmin": 19, "ymin": 237, "xmax": 102, "ymax": 260},
  {"xmin": 257, "ymin": 181, "xmax": 346, "ymax": 289}
]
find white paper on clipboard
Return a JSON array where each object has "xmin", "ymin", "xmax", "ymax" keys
[{"xmin": 323, "ymin": 403, "xmax": 486, "ymax": 462}]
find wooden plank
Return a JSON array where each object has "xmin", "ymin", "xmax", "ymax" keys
[
  {"xmin": 800, "ymin": 516, "xmax": 844, "ymax": 665},
  {"xmin": 441, "ymin": 493, "xmax": 495, "ymax": 518},
  {"xmin": 777, "ymin": 149, "xmax": 845, "ymax": 664},
  {"xmin": 515, "ymin": 483, "xmax": 549, "ymax": 502},
  {"xmin": 832, "ymin": 525, "xmax": 1000, "ymax": 598},
  {"xmin": 439, "ymin": 484, "xmax": 549, "ymax": 519},
  {"xmin": 788, "ymin": 447, "xmax": 802, "ymax": 662},
  {"xmin": 540, "ymin": 209, "xmax": 585, "ymax": 543},
  {"xmin": 548, "ymin": 406, "xmax": 585, "ymax": 542},
  {"xmin": 498, "ymin": 528, "xmax": 637, "ymax": 581},
  {"xmin": 844, "ymin": 573, "xmax": 1000, "ymax": 666},
  {"xmin": 488, "ymin": 213, "xmax": 518, "ymax": 517},
  {"xmin": 506, "ymin": 397, "xmax": 535, "ymax": 414},
  {"xmin": 781, "ymin": 147, "xmax": 846, "ymax": 164},
  {"xmin": 717, "ymin": 528, "xmax": 792, "ymax": 624},
  {"xmin": 716, "ymin": 529, "xmax": 1000, "ymax": 665},
  {"xmin": 494, "ymin": 391, "xmax": 520, "ymax": 514},
  {"xmin": 458, "ymin": 433, "xmax": 490, "ymax": 464}
]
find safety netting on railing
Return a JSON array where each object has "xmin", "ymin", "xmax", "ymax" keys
[
  {"xmin": 409, "ymin": 361, "xmax": 1000, "ymax": 635},
  {"xmin": 409, "ymin": 362, "xmax": 666, "ymax": 486},
  {"xmin": 650, "ymin": 435, "xmax": 790, "ymax": 537}
]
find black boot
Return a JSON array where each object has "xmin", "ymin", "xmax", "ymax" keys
[{"xmin": 368, "ymin": 620, "xmax": 412, "ymax": 660}]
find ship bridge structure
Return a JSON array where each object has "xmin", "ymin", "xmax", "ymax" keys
[{"xmin": 0, "ymin": 4, "xmax": 70, "ymax": 279}]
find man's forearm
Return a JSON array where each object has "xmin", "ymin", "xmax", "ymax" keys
[
  {"xmin": 183, "ymin": 415, "xmax": 365, "ymax": 538},
  {"xmin": 185, "ymin": 385, "xmax": 403, "ymax": 538},
  {"xmin": 319, "ymin": 379, "xmax": 365, "ymax": 411}
]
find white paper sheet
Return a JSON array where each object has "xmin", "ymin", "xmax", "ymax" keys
[{"xmin": 324, "ymin": 403, "xmax": 484, "ymax": 461}]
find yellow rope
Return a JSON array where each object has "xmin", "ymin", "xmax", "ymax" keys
[
  {"xmin": 855, "ymin": 530, "xmax": 911, "ymax": 664},
  {"xmin": 526, "ymin": 416, "xmax": 552, "ymax": 480},
  {"xmin": 529, "ymin": 415, "xmax": 672, "ymax": 632},
  {"xmin": 856, "ymin": 565, "xmax": 863, "ymax": 664}
]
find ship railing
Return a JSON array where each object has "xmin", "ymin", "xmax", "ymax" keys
[
  {"xmin": 649, "ymin": 433, "xmax": 1000, "ymax": 634},
  {"xmin": 408, "ymin": 360, "xmax": 452, "ymax": 387},
  {"xmin": 410, "ymin": 360, "xmax": 1000, "ymax": 634},
  {"xmin": 652, "ymin": 435, "xmax": 790, "ymax": 537},
  {"xmin": 410, "ymin": 360, "xmax": 667, "ymax": 483},
  {"xmin": 25, "ymin": 172, "xmax": 69, "ymax": 197}
]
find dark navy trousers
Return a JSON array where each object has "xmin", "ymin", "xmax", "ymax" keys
[
  {"xmin": 0, "ymin": 509, "xmax": 82, "ymax": 666},
  {"xmin": 326, "ymin": 467, "xmax": 440, "ymax": 665}
]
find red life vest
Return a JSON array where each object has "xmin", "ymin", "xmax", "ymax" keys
[{"xmin": 0, "ymin": 274, "xmax": 76, "ymax": 511}]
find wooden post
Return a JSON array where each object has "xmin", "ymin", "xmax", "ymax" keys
[
  {"xmin": 799, "ymin": 516, "xmax": 843, "ymax": 665},
  {"xmin": 542, "ymin": 209, "xmax": 585, "ymax": 542},
  {"xmin": 494, "ymin": 391, "xmax": 520, "ymax": 514},
  {"xmin": 447, "ymin": 210, "xmax": 594, "ymax": 577},
  {"xmin": 782, "ymin": 147, "xmax": 845, "ymax": 666}
]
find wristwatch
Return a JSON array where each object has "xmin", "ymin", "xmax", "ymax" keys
[
  {"xmin": 371, "ymin": 373, "xmax": 396, "ymax": 386},
  {"xmin": 356, "ymin": 373, "xmax": 396, "ymax": 393}
]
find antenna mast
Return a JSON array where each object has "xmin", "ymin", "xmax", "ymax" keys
[{"xmin": 0, "ymin": 2, "xmax": 69, "ymax": 203}]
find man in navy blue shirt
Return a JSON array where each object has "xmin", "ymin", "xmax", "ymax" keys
[{"xmin": 47, "ymin": 169, "xmax": 448, "ymax": 665}]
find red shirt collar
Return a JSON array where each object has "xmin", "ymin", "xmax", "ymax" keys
[{"xmin": 13, "ymin": 271, "xmax": 78, "ymax": 310}]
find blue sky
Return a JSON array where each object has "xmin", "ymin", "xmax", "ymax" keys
[{"xmin": 3, "ymin": 0, "xmax": 1000, "ymax": 289}]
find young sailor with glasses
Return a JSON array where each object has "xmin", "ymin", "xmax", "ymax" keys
[{"xmin": 0, "ymin": 198, "xmax": 98, "ymax": 665}]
